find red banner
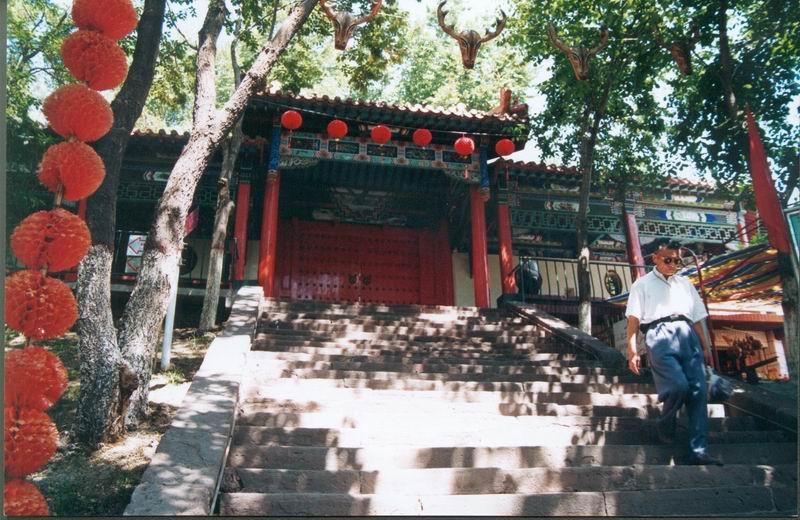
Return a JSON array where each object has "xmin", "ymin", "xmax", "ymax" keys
[{"xmin": 746, "ymin": 108, "xmax": 791, "ymax": 254}]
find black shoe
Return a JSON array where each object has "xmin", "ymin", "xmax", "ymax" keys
[
  {"xmin": 656, "ymin": 418, "xmax": 677, "ymax": 444},
  {"xmin": 687, "ymin": 452, "xmax": 723, "ymax": 466}
]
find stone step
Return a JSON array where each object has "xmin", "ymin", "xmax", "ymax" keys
[
  {"xmin": 245, "ymin": 370, "xmax": 646, "ymax": 389},
  {"xmin": 253, "ymin": 337, "xmax": 571, "ymax": 356},
  {"xmin": 231, "ymin": 425, "xmax": 790, "ymax": 448},
  {"xmin": 245, "ymin": 368, "xmax": 653, "ymax": 386},
  {"xmin": 262, "ymin": 300, "xmax": 500, "ymax": 319},
  {"xmin": 237, "ymin": 398, "xmax": 725, "ymax": 426},
  {"xmin": 257, "ymin": 327, "xmax": 551, "ymax": 343},
  {"xmin": 245, "ymin": 350, "xmax": 603, "ymax": 369},
  {"xmin": 225, "ymin": 443, "xmax": 796, "ymax": 470},
  {"xmin": 229, "ymin": 410, "xmax": 766, "ymax": 432},
  {"xmin": 261, "ymin": 313, "xmax": 529, "ymax": 327},
  {"xmin": 251, "ymin": 344, "xmax": 588, "ymax": 361},
  {"xmin": 246, "ymin": 359, "xmax": 628, "ymax": 378},
  {"xmin": 259, "ymin": 318, "xmax": 540, "ymax": 333},
  {"xmin": 229, "ymin": 463, "xmax": 797, "ymax": 495},
  {"xmin": 221, "ymin": 485, "xmax": 784, "ymax": 516},
  {"xmin": 240, "ymin": 379, "xmax": 662, "ymax": 407},
  {"xmin": 242, "ymin": 374, "xmax": 657, "ymax": 395}
]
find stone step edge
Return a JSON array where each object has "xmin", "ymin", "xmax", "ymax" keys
[
  {"xmin": 226, "ymin": 463, "xmax": 797, "ymax": 494},
  {"xmin": 219, "ymin": 485, "xmax": 782, "ymax": 516}
]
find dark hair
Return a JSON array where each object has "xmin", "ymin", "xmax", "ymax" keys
[{"xmin": 653, "ymin": 238, "xmax": 682, "ymax": 251}]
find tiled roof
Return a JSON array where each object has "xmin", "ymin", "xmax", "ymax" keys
[
  {"xmin": 254, "ymin": 88, "xmax": 529, "ymax": 125},
  {"xmin": 497, "ymin": 159, "xmax": 717, "ymax": 191},
  {"xmin": 494, "ymin": 159, "xmax": 581, "ymax": 175}
]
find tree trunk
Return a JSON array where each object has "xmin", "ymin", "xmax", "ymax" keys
[
  {"xmin": 575, "ymin": 84, "xmax": 611, "ymax": 335},
  {"xmin": 717, "ymin": 0, "xmax": 738, "ymax": 121},
  {"xmin": 74, "ymin": 0, "xmax": 166, "ymax": 448},
  {"xmin": 119, "ymin": 0, "xmax": 320, "ymax": 422},
  {"xmin": 781, "ymin": 253, "xmax": 799, "ymax": 379},
  {"xmin": 199, "ymin": 32, "xmax": 245, "ymax": 332},
  {"xmin": 198, "ymin": 178, "xmax": 236, "ymax": 331}
]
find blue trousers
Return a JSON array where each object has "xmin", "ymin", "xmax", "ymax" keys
[{"xmin": 645, "ymin": 321, "xmax": 708, "ymax": 456}]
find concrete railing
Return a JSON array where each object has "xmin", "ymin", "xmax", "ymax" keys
[{"xmin": 124, "ymin": 286, "xmax": 262, "ymax": 516}]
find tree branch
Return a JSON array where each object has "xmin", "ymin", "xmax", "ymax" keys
[{"xmin": 193, "ymin": 0, "xmax": 227, "ymax": 127}]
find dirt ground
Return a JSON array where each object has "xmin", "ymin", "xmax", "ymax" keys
[{"xmin": 5, "ymin": 326, "xmax": 218, "ymax": 516}]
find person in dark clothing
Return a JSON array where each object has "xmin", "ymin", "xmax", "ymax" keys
[{"xmin": 515, "ymin": 251, "xmax": 542, "ymax": 298}]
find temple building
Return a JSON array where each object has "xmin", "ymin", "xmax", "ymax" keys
[{"xmin": 92, "ymin": 90, "xmax": 785, "ymax": 379}]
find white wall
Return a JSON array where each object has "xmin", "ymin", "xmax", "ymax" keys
[{"xmin": 452, "ymin": 252, "xmax": 514, "ymax": 308}]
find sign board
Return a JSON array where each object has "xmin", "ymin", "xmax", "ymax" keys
[{"xmin": 126, "ymin": 234, "xmax": 147, "ymax": 256}]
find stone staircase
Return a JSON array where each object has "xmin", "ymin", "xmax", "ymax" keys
[{"xmin": 219, "ymin": 298, "xmax": 798, "ymax": 516}]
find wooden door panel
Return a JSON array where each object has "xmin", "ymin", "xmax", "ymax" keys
[{"xmin": 276, "ymin": 219, "xmax": 451, "ymax": 305}]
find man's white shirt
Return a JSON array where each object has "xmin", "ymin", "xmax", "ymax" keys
[{"xmin": 625, "ymin": 269, "xmax": 708, "ymax": 325}]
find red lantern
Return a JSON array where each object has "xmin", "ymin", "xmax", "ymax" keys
[
  {"xmin": 4, "ymin": 346, "xmax": 68, "ymax": 411},
  {"xmin": 38, "ymin": 141, "xmax": 106, "ymax": 201},
  {"xmin": 371, "ymin": 125, "xmax": 391, "ymax": 144},
  {"xmin": 11, "ymin": 209, "xmax": 92, "ymax": 271},
  {"xmin": 327, "ymin": 119, "xmax": 348, "ymax": 140},
  {"xmin": 61, "ymin": 29, "xmax": 128, "ymax": 91},
  {"xmin": 412, "ymin": 128, "xmax": 432, "ymax": 147},
  {"xmin": 495, "ymin": 138, "xmax": 516, "ymax": 156},
  {"xmin": 72, "ymin": 0, "xmax": 139, "ymax": 41},
  {"xmin": 454, "ymin": 136, "xmax": 475, "ymax": 157},
  {"xmin": 4, "ymin": 480, "xmax": 50, "ymax": 516},
  {"xmin": 280, "ymin": 110, "xmax": 302, "ymax": 131},
  {"xmin": 4, "ymin": 270, "xmax": 78, "ymax": 340},
  {"xmin": 43, "ymin": 84, "xmax": 113, "ymax": 142},
  {"xmin": 4, "ymin": 407, "xmax": 59, "ymax": 478}
]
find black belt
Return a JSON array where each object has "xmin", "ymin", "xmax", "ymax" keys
[{"xmin": 640, "ymin": 314, "xmax": 693, "ymax": 334}]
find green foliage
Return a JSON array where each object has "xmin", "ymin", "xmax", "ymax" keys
[
  {"xmin": 394, "ymin": 5, "xmax": 531, "ymax": 111},
  {"xmin": 6, "ymin": 0, "xmax": 73, "ymax": 241},
  {"xmin": 506, "ymin": 0, "xmax": 669, "ymax": 194},
  {"xmin": 663, "ymin": 0, "xmax": 800, "ymax": 203}
]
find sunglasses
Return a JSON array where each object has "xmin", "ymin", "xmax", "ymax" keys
[{"xmin": 660, "ymin": 257, "xmax": 683, "ymax": 266}]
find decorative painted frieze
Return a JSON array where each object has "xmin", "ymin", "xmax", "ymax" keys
[{"xmin": 278, "ymin": 131, "xmax": 481, "ymax": 183}]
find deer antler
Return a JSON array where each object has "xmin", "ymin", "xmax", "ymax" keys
[
  {"xmin": 437, "ymin": 1, "xmax": 460, "ymax": 40},
  {"xmin": 547, "ymin": 24, "xmax": 571, "ymax": 54},
  {"xmin": 353, "ymin": 0, "xmax": 382, "ymax": 26},
  {"xmin": 319, "ymin": 0, "xmax": 339, "ymax": 21},
  {"xmin": 480, "ymin": 10, "xmax": 507, "ymax": 43},
  {"xmin": 589, "ymin": 27, "xmax": 609, "ymax": 55}
]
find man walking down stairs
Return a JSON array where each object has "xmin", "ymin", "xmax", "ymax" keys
[{"xmin": 219, "ymin": 298, "xmax": 798, "ymax": 516}]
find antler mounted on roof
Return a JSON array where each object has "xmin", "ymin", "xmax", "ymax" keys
[
  {"xmin": 547, "ymin": 23, "xmax": 609, "ymax": 81},
  {"xmin": 653, "ymin": 23, "xmax": 701, "ymax": 75},
  {"xmin": 319, "ymin": 0, "xmax": 382, "ymax": 51},
  {"xmin": 437, "ymin": 0, "xmax": 506, "ymax": 69}
]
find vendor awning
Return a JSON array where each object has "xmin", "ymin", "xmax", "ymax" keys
[{"xmin": 607, "ymin": 243, "xmax": 783, "ymax": 307}]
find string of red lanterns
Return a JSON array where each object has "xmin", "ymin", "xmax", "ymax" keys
[
  {"xmin": 280, "ymin": 109, "xmax": 518, "ymax": 156},
  {"xmin": 4, "ymin": 0, "xmax": 138, "ymax": 515}
]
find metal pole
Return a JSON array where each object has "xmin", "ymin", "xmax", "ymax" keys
[
  {"xmin": 681, "ymin": 246, "xmax": 720, "ymax": 371},
  {"xmin": 161, "ymin": 263, "xmax": 180, "ymax": 371}
]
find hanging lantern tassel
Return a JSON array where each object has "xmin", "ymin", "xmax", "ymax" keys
[
  {"xmin": 327, "ymin": 119, "xmax": 348, "ymax": 140},
  {"xmin": 495, "ymin": 138, "xmax": 515, "ymax": 157},
  {"xmin": 371, "ymin": 125, "xmax": 391, "ymax": 145},
  {"xmin": 413, "ymin": 128, "xmax": 432, "ymax": 147}
]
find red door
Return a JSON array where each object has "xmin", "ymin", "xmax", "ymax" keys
[{"xmin": 275, "ymin": 219, "xmax": 452, "ymax": 305}]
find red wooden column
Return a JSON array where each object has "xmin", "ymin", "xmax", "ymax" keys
[
  {"xmin": 258, "ymin": 127, "xmax": 283, "ymax": 296},
  {"xmin": 232, "ymin": 178, "xmax": 251, "ymax": 280},
  {"xmin": 496, "ymin": 202, "xmax": 516, "ymax": 294},
  {"xmin": 470, "ymin": 185, "xmax": 490, "ymax": 307},
  {"xmin": 258, "ymin": 171, "xmax": 281, "ymax": 295},
  {"xmin": 623, "ymin": 208, "xmax": 646, "ymax": 280}
]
